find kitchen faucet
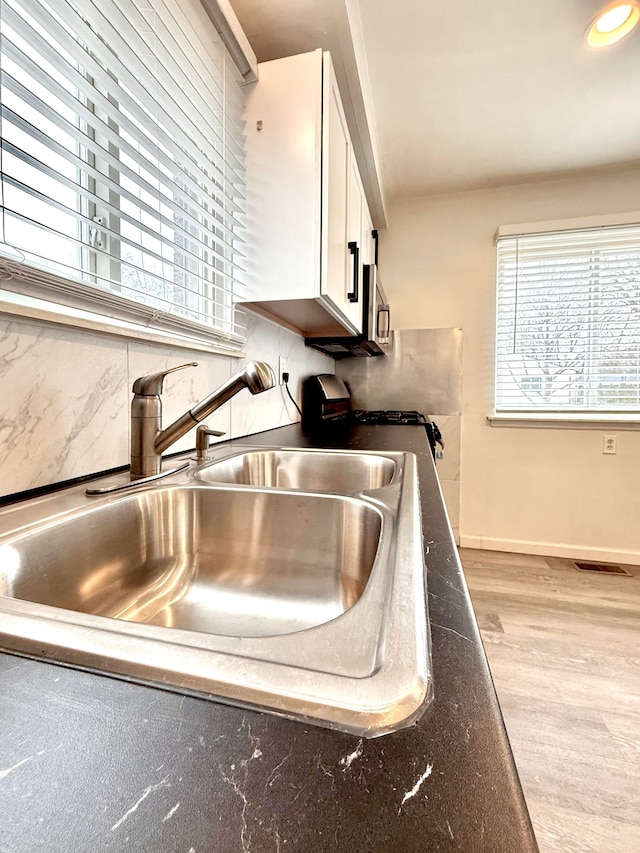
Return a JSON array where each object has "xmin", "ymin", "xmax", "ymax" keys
[{"xmin": 130, "ymin": 361, "xmax": 276, "ymax": 479}]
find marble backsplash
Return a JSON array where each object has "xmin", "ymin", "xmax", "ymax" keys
[{"xmin": 0, "ymin": 308, "xmax": 332, "ymax": 498}]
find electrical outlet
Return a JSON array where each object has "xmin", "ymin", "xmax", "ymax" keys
[
  {"xmin": 278, "ymin": 356, "xmax": 287, "ymax": 385},
  {"xmin": 603, "ymin": 434, "xmax": 617, "ymax": 455}
]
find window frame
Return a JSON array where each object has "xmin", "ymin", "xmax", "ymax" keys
[
  {"xmin": 0, "ymin": 0, "xmax": 256, "ymax": 355},
  {"xmin": 492, "ymin": 212, "xmax": 640, "ymax": 425}
]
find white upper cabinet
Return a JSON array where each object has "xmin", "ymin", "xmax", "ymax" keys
[
  {"xmin": 243, "ymin": 50, "xmax": 372, "ymax": 336},
  {"xmin": 360, "ymin": 190, "xmax": 376, "ymax": 268}
]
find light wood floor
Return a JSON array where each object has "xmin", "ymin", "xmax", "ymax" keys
[{"xmin": 460, "ymin": 548, "xmax": 640, "ymax": 853}]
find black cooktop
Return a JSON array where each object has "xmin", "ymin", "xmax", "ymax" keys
[
  {"xmin": 352, "ymin": 409, "xmax": 442, "ymax": 457},
  {"xmin": 352, "ymin": 409, "xmax": 428, "ymax": 426}
]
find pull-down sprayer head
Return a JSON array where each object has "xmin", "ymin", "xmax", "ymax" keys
[{"xmin": 130, "ymin": 360, "xmax": 276, "ymax": 479}]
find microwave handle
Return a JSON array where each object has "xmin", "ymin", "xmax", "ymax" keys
[
  {"xmin": 347, "ymin": 241, "xmax": 359, "ymax": 303},
  {"xmin": 377, "ymin": 304, "xmax": 390, "ymax": 341}
]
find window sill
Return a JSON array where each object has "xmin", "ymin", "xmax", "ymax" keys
[
  {"xmin": 0, "ymin": 289, "xmax": 245, "ymax": 358},
  {"xmin": 488, "ymin": 413, "xmax": 640, "ymax": 430}
]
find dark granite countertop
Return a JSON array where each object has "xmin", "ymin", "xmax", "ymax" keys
[{"xmin": 0, "ymin": 424, "xmax": 537, "ymax": 852}]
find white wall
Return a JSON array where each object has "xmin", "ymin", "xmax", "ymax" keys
[
  {"xmin": 0, "ymin": 309, "xmax": 332, "ymax": 499},
  {"xmin": 381, "ymin": 165, "xmax": 640, "ymax": 564}
]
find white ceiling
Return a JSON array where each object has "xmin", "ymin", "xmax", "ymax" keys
[{"xmin": 229, "ymin": 0, "xmax": 640, "ymax": 205}]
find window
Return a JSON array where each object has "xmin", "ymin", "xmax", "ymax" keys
[
  {"xmin": 0, "ymin": 0, "xmax": 247, "ymax": 350},
  {"xmin": 495, "ymin": 223, "xmax": 640, "ymax": 413}
]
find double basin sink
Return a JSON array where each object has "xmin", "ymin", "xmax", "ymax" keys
[{"xmin": 0, "ymin": 446, "xmax": 431, "ymax": 736}]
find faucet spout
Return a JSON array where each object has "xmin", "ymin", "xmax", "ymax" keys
[
  {"xmin": 130, "ymin": 361, "xmax": 275, "ymax": 479},
  {"xmin": 154, "ymin": 361, "xmax": 276, "ymax": 456}
]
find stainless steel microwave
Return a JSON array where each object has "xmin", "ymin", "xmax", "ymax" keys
[{"xmin": 305, "ymin": 265, "xmax": 390, "ymax": 358}]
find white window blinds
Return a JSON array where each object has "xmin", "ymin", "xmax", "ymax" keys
[
  {"xmin": 0, "ymin": 0, "xmax": 247, "ymax": 348},
  {"xmin": 495, "ymin": 224, "xmax": 640, "ymax": 412}
]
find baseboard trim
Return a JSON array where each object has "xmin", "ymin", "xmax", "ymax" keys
[{"xmin": 458, "ymin": 535, "xmax": 640, "ymax": 566}]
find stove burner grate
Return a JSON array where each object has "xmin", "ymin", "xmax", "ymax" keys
[
  {"xmin": 352, "ymin": 409, "xmax": 428, "ymax": 426},
  {"xmin": 351, "ymin": 409, "xmax": 442, "ymax": 459}
]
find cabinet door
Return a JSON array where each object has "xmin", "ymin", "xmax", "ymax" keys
[
  {"xmin": 345, "ymin": 154, "xmax": 364, "ymax": 319},
  {"xmin": 361, "ymin": 196, "xmax": 375, "ymax": 267},
  {"xmin": 244, "ymin": 50, "xmax": 322, "ymax": 304},
  {"xmin": 320, "ymin": 54, "xmax": 362, "ymax": 334}
]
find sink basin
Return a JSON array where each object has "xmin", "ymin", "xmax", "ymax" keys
[
  {"xmin": 0, "ymin": 447, "xmax": 431, "ymax": 737},
  {"xmin": 195, "ymin": 448, "xmax": 396, "ymax": 491},
  {"xmin": 1, "ymin": 487, "xmax": 382, "ymax": 638}
]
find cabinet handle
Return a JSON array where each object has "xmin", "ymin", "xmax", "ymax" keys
[
  {"xmin": 372, "ymin": 229, "xmax": 379, "ymax": 267},
  {"xmin": 348, "ymin": 241, "xmax": 359, "ymax": 303},
  {"xmin": 377, "ymin": 305, "xmax": 390, "ymax": 342}
]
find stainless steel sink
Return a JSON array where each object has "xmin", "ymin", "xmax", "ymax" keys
[
  {"xmin": 0, "ymin": 447, "xmax": 431, "ymax": 736},
  {"xmin": 1, "ymin": 487, "xmax": 382, "ymax": 638},
  {"xmin": 195, "ymin": 448, "xmax": 397, "ymax": 492}
]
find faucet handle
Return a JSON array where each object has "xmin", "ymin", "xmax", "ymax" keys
[{"xmin": 132, "ymin": 362, "xmax": 198, "ymax": 396}]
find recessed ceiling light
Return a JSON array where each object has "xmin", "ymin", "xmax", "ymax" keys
[{"xmin": 586, "ymin": 2, "xmax": 640, "ymax": 46}]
